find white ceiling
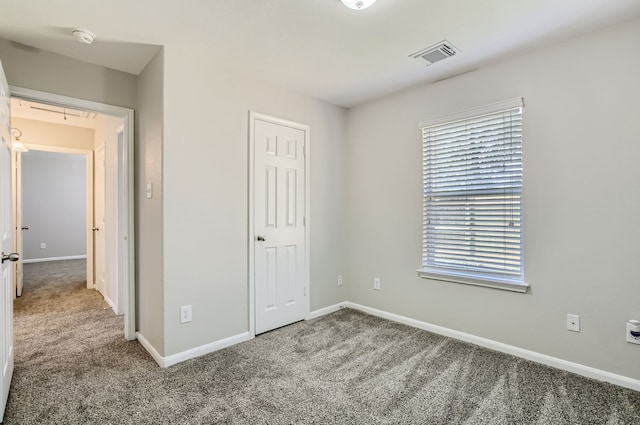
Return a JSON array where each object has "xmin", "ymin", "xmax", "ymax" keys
[{"xmin": 1, "ymin": 0, "xmax": 639, "ymax": 108}]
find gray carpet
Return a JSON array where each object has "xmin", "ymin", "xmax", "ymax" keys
[{"xmin": 4, "ymin": 260, "xmax": 639, "ymax": 424}]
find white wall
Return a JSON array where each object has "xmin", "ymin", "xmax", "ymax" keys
[
  {"xmin": 21, "ymin": 151, "xmax": 86, "ymax": 260},
  {"xmin": 161, "ymin": 47, "xmax": 347, "ymax": 357},
  {"xmin": 344, "ymin": 18, "xmax": 640, "ymax": 380}
]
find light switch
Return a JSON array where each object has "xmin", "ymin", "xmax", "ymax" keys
[{"xmin": 146, "ymin": 183, "xmax": 153, "ymax": 199}]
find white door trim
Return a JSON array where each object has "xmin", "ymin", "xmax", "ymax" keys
[
  {"xmin": 115, "ymin": 124, "xmax": 127, "ymax": 316},
  {"xmin": 10, "ymin": 86, "xmax": 137, "ymax": 341},
  {"xmin": 248, "ymin": 111, "xmax": 311, "ymax": 338}
]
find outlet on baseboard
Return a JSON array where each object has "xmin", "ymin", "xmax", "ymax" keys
[
  {"xmin": 338, "ymin": 275, "xmax": 343, "ymax": 286},
  {"xmin": 40, "ymin": 242, "xmax": 46, "ymax": 250},
  {"xmin": 180, "ymin": 305, "xmax": 192, "ymax": 324},
  {"xmin": 373, "ymin": 277, "xmax": 381, "ymax": 291}
]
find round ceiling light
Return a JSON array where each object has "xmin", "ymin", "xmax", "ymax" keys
[
  {"xmin": 72, "ymin": 28, "xmax": 96, "ymax": 45},
  {"xmin": 340, "ymin": 0, "xmax": 376, "ymax": 10}
]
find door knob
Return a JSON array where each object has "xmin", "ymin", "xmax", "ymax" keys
[
  {"xmin": 1, "ymin": 252, "xmax": 19, "ymax": 264},
  {"xmin": 92, "ymin": 227, "xmax": 100, "ymax": 232},
  {"xmin": 21, "ymin": 226, "xmax": 29, "ymax": 230},
  {"xmin": 256, "ymin": 235, "xmax": 266, "ymax": 242}
]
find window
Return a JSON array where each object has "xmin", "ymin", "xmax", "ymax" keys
[{"xmin": 418, "ymin": 98, "xmax": 528, "ymax": 292}]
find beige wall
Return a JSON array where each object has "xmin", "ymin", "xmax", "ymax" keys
[
  {"xmin": 344, "ymin": 18, "xmax": 640, "ymax": 380},
  {"xmin": 161, "ymin": 47, "xmax": 347, "ymax": 356},
  {"xmin": 12, "ymin": 117, "xmax": 94, "ymax": 151},
  {"xmin": 0, "ymin": 39, "xmax": 137, "ymax": 109},
  {"xmin": 135, "ymin": 49, "xmax": 165, "ymax": 353}
]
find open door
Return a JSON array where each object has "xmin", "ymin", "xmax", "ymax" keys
[{"xmin": 0, "ymin": 59, "xmax": 15, "ymax": 421}]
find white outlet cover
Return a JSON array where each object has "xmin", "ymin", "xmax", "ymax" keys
[
  {"xmin": 567, "ymin": 314, "xmax": 580, "ymax": 332},
  {"xmin": 180, "ymin": 305, "xmax": 192, "ymax": 324}
]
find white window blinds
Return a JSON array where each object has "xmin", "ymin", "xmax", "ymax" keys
[{"xmin": 419, "ymin": 98, "xmax": 525, "ymax": 290}]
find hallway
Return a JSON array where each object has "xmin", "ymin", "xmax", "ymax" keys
[{"xmin": 5, "ymin": 260, "xmax": 150, "ymax": 424}]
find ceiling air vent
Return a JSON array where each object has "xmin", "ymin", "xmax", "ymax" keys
[{"xmin": 410, "ymin": 41, "xmax": 460, "ymax": 66}]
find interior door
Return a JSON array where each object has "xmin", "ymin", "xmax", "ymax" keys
[
  {"xmin": 94, "ymin": 146, "xmax": 106, "ymax": 293},
  {"xmin": 253, "ymin": 115, "xmax": 308, "ymax": 334},
  {"xmin": 0, "ymin": 59, "xmax": 15, "ymax": 422}
]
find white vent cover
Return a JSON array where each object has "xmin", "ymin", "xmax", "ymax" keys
[
  {"xmin": 29, "ymin": 104, "xmax": 98, "ymax": 119},
  {"xmin": 410, "ymin": 41, "xmax": 460, "ymax": 66}
]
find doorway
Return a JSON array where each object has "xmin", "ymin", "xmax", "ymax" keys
[
  {"xmin": 15, "ymin": 146, "xmax": 94, "ymax": 298},
  {"xmin": 248, "ymin": 112, "xmax": 310, "ymax": 336},
  {"xmin": 10, "ymin": 86, "xmax": 135, "ymax": 340}
]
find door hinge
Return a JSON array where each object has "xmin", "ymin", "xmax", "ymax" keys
[
  {"xmin": 303, "ymin": 216, "xmax": 306, "ymax": 226},
  {"xmin": 304, "ymin": 286, "xmax": 307, "ymax": 297}
]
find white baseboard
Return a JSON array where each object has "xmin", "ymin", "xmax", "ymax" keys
[
  {"xmin": 101, "ymin": 294, "xmax": 121, "ymax": 315},
  {"xmin": 23, "ymin": 255, "xmax": 87, "ymax": 264},
  {"xmin": 307, "ymin": 303, "xmax": 344, "ymax": 320},
  {"xmin": 136, "ymin": 332, "xmax": 163, "ymax": 367},
  {"xmin": 136, "ymin": 331, "xmax": 253, "ymax": 368},
  {"xmin": 309, "ymin": 301, "xmax": 640, "ymax": 392}
]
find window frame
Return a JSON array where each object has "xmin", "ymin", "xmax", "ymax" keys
[{"xmin": 417, "ymin": 98, "xmax": 529, "ymax": 293}]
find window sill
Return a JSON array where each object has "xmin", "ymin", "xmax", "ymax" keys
[{"xmin": 417, "ymin": 269, "xmax": 529, "ymax": 293}]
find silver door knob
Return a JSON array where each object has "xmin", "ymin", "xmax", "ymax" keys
[
  {"xmin": 1, "ymin": 252, "xmax": 19, "ymax": 264},
  {"xmin": 256, "ymin": 235, "xmax": 266, "ymax": 242}
]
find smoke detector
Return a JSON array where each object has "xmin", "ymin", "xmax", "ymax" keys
[
  {"xmin": 72, "ymin": 28, "xmax": 96, "ymax": 45},
  {"xmin": 410, "ymin": 41, "xmax": 460, "ymax": 66}
]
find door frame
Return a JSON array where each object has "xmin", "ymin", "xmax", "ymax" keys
[
  {"xmin": 248, "ymin": 111, "xmax": 310, "ymax": 338},
  {"xmin": 115, "ymin": 124, "xmax": 127, "ymax": 315},
  {"xmin": 15, "ymin": 145, "xmax": 94, "ymax": 290},
  {"xmin": 93, "ymin": 144, "xmax": 106, "ymax": 295},
  {"xmin": 10, "ymin": 86, "xmax": 136, "ymax": 341}
]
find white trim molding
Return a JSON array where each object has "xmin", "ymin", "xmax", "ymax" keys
[
  {"xmin": 23, "ymin": 255, "xmax": 87, "ymax": 264},
  {"xmin": 309, "ymin": 301, "xmax": 640, "ymax": 392},
  {"xmin": 307, "ymin": 303, "xmax": 344, "ymax": 320},
  {"xmin": 137, "ymin": 332, "xmax": 253, "ymax": 368},
  {"xmin": 136, "ymin": 333, "xmax": 163, "ymax": 367}
]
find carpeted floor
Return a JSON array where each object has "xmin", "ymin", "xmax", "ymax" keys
[{"xmin": 4, "ymin": 259, "xmax": 640, "ymax": 424}]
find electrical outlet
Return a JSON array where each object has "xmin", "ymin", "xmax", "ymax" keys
[
  {"xmin": 373, "ymin": 277, "xmax": 381, "ymax": 291},
  {"xmin": 180, "ymin": 305, "xmax": 192, "ymax": 324},
  {"xmin": 40, "ymin": 242, "xmax": 46, "ymax": 250},
  {"xmin": 627, "ymin": 320, "xmax": 640, "ymax": 345},
  {"xmin": 567, "ymin": 314, "xmax": 580, "ymax": 332},
  {"xmin": 337, "ymin": 275, "xmax": 343, "ymax": 286}
]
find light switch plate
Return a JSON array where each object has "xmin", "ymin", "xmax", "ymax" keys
[{"xmin": 146, "ymin": 183, "xmax": 153, "ymax": 199}]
